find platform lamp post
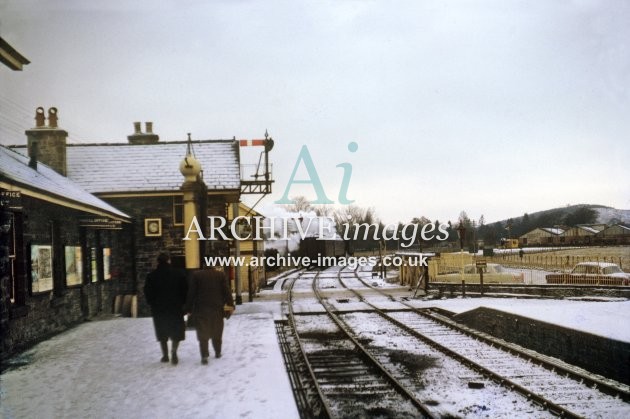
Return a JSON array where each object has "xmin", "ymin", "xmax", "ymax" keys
[
  {"xmin": 457, "ymin": 223, "xmax": 466, "ymax": 286},
  {"xmin": 232, "ymin": 202, "xmax": 243, "ymax": 305},
  {"xmin": 180, "ymin": 135, "xmax": 202, "ymax": 273}
]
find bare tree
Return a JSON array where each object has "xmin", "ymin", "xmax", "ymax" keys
[
  {"xmin": 333, "ymin": 205, "xmax": 379, "ymax": 240},
  {"xmin": 313, "ymin": 205, "xmax": 333, "ymax": 217},
  {"xmin": 283, "ymin": 195, "xmax": 313, "ymax": 213}
]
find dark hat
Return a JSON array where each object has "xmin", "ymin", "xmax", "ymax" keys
[{"xmin": 157, "ymin": 252, "xmax": 170, "ymax": 265}]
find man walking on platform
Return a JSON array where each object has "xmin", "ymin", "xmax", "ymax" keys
[
  {"xmin": 144, "ymin": 253, "xmax": 188, "ymax": 365},
  {"xmin": 185, "ymin": 266, "xmax": 235, "ymax": 365}
]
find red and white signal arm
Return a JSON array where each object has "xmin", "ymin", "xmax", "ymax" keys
[
  {"xmin": 239, "ymin": 139, "xmax": 266, "ymax": 147},
  {"xmin": 239, "ymin": 137, "xmax": 274, "ymax": 152}
]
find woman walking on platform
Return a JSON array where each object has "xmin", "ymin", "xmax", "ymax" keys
[
  {"xmin": 144, "ymin": 253, "xmax": 188, "ymax": 365},
  {"xmin": 185, "ymin": 266, "xmax": 235, "ymax": 365}
]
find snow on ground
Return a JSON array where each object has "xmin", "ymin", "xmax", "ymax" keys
[
  {"xmin": 408, "ymin": 297, "xmax": 630, "ymax": 342},
  {"xmin": 266, "ymin": 267, "xmax": 630, "ymax": 342},
  {"xmin": 0, "ymin": 305, "xmax": 298, "ymax": 419},
  {"xmin": 2, "ymin": 275, "xmax": 629, "ymax": 419}
]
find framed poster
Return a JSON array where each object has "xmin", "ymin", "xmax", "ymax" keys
[
  {"xmin": 65, "ymin": 246, "xmax": 83, "ymax": 286},
  {"xmin": 91, "ymin": 247, "xmax": 98, "ymax": 282},
  {"xmin": 31, "ymin": 245, "xmax": 53, "ymax": 293},
  {"xmin": 103, "ymin": 248, "xmax": 111, "ymax": 280}
]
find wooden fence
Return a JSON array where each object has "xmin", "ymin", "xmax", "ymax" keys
[{"xmin": 486, "ymin": 254, "xmax": 629, "ymax": 273}]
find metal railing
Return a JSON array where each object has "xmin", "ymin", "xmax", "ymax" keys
[{"xmin": 486, "ymin": 254, "xmax": 629, "ymax": 273}]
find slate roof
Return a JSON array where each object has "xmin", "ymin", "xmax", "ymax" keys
[
  {"xmin": 598, "ymin": 224, "xmax": 630, "ymax": 234},
  {"xmin": 64, "ymin": 140, "xmax": 240, "ymax": 194},
  {"xmin": 0, "ymin": 145, "xmax": 129, "ymax": 219},
  {"xmin": 540, "ymin": 227, "xmax": 564, "ymax": 235},
  {"xmin": 575, "ymin": 225, "xmax": 600, "ymax": 235}
]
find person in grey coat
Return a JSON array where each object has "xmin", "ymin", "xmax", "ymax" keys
[
  {"xmin": 144, "ymin": 253, "xmax": 188, "ymax": 365},
  {"xmin": 185, "ymin": 266, "xmax": 235, "ymax": 364}
]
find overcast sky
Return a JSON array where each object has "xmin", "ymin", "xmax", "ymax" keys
[{"xmin": 1, "ymin": 0, "xmax": 629, "ymax": 224}]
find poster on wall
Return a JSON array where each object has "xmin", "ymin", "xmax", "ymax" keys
[
  {"xmin": 91, "ymin": 247, "xmax": 98, "ymax": 282},
  {"xmin": 65, "ymin": 246, "xmax": 83, "ymax": 286},
  {"xmin": 31, "ymin": 245, "xmax": 53, "ymax": 293},
  {"xmin": 103, "ymin": 248, "xmax": 111, "ymax": 280}
]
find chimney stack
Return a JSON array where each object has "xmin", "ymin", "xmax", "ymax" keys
[
  {"xmin": 127, "ymin": 121, "xmax": 159, "ymax": 145},
  {"xmin": 25, "ymin": 107, "xmax": 68, "ymax": 175},
  {"xmin": 29, "ymin": 140, "xmax": 38, "ymax": 170}
]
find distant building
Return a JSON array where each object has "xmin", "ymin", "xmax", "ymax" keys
[
  {"xmin": 595, "ymin": 224, "xmax": 630, "ymax": 245},
  {"xmin": 560, "ymin": 225, "xmax": 604, "ymax": 245},
  {"xmin": 519, "ymin": 227, "xmax": 564, "ymax": 246}
]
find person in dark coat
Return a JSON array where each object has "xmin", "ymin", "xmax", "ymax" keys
[
  {"xmin": 144, "ymin": 253, "xmax": 188, "ymax": 365},
  {"xmin": 184, "ymin": 266, "xmax": 235, "ymax": 365}
]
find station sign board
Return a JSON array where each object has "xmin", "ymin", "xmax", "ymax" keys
[
  {"xmin": 79, "ymin": 217, "xmax": 123, "ymax": 229},
  {"xmin": 475, "ymin": 259, "xmax": 487, "ymax": 268},
  {"xmin": 0, "ymin": 189, "xmax": 23, "ymax": 210}
]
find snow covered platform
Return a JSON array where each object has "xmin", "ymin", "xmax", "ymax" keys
[
  {"xmin": 407, "ymin": 297, "xmax": 630, "ymax": 343},
  {"xmin": 0, "ymin": 302, "xmax": 298, "ymax": 419}
]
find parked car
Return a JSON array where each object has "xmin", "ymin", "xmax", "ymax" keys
[
  {"xmin": 545, "ymin": 262, "xmax": 630, "ymax": 286},
  {"xmin": 435, "ymin": 263, "xmax": 524, "ymax": 284}
]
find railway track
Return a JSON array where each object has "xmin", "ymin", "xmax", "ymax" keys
[
  {"xmin": 276, "ymin": 267, "xmax": 630, "ymax": 417},
  {"xmin": 332, "ymin": 266, "xmax": 630, "ymax": 418},
  {"xmin": 279, "ymin": 269, "xmax": 434, "ymax": 418}
]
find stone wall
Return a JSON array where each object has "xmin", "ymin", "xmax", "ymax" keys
[
  {"xmin": 453, "ymin": 307, "xmax": 630, "ymax": 385},
  {"xmin": 430, "ymin": 283, "xmax": 630, "ymax": 299},
  {"xmin": 1, "ymin": 196, "xmax": 128, "ymax": 360}
]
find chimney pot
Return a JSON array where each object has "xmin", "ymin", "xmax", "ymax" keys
[
  {"xmin": 145, "ymin": 122, "xmax": 153, "ymax": 134},
  {"xmin": 35, "ymin": 107, "xmax": 45, "ymax": 127},
  {"xmin": 48, "ymin": 107, "xmax": 58, "ymax": 128},
  {"xmin": 133, "ymin": 122, "xmax": 142, "ymax": 134}
]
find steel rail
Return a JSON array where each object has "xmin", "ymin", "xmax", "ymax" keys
[
  {"xmin": 311, "ymin": 268, "xmax": 437, "ymax": 419},
  {"xmin": 275, "ymin": 321, "xmax": 313, "ymax": 419},
  {"xmin": 342, "ymin": 267, "xmax": 629, "ymax": 417},
  {"xmin": 286, "ymin": 271, "xmax": 334, "ymax": 419},
  {"xmin": 353, "ymin": 267, "xmax": 630, "ymax": 403},
  {"xmin": 337, "ymin": 269, "xmax": 582, "ymax": 417}
]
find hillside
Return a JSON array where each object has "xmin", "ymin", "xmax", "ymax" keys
[
  {"xmin": 490, "ymin": 204, "xmax": 630, "ymax": 227},
  {"xmin": 593, "ymin": 207, "xmax": 630, "ymax": 224},
  {"xmin": 477, "ymin": 204, "xmax": 629, "ymax": 245}
]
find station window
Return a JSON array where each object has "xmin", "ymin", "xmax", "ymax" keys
[{"xmin": 173, "ymin": 196, "xmax": 184, "ymax": 225}]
